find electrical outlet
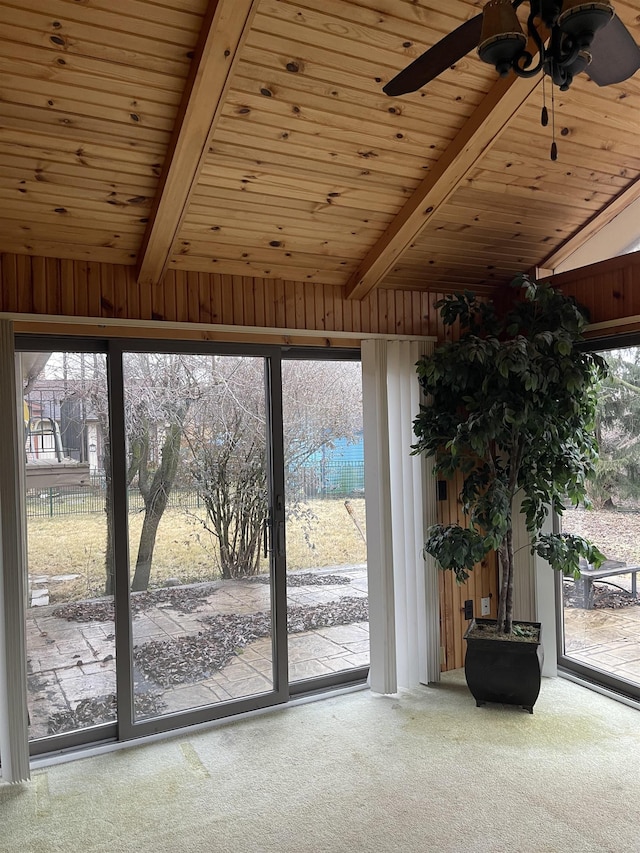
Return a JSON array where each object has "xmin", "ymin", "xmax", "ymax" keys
[{"xmin": 481, "ymin": 596, "xmax": 491, "ymax": 616}]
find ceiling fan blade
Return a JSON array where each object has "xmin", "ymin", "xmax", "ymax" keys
[
  {"xmin": 587, "ymin": 14, "xmax": 640, "ymax": 86},
  {"xmin": 383, "ymin": 14, "xmax": 484, "ymax": 96}
]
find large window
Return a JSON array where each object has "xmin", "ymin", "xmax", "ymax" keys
[
  {"xmin": 559, "ymin": 342, "xmax": 640, "ymax": 700},
  {"xmin": 17, "ymin": 339, "xmax": 368, "ymax": 755}
]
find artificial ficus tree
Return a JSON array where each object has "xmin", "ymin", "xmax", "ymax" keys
[{"xmin": 412, "ymin": 277, "xmax": 607, "ymax": 635}]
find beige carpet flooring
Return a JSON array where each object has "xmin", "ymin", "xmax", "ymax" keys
[{"xmin": 3, "ymin": 670, "xmax": 640, "ymax": 853}]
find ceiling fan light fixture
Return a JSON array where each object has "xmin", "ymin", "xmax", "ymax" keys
[
  {"xmin": 557, "ymin": 1, "xmax": 615, "ymax": 49},
  {"xmin": 551, "ymin": 49, "xmax": 592, "ymax": 89},
  {"xmin": 565, "ymin": 48, "xmax": 592, "ymax": 76},
  {"xmin": 478, "ymin": 0, "xmax": 527, "ymax": 75}
]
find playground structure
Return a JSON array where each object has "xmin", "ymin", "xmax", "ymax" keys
[
  {"xmin": 25, "ymin": 414, "xmax": 91, "ymax": 490},
  {"xmin": 21, "ymin": 351, "xmax": 92, "ymax": 491}
]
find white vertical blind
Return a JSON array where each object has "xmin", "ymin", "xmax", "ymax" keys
[
  {"xmin": 536, "ymin": 513, "xmax": 558, "ymax": 677},
  {"xmin": 362, "ymin": 340, "xmax": 397, "ymax": 694},
  {"xmin": 362, "ymin": 339, "xmax": 439, "ymax": 693},
  {"xmin": 512, "ymin": 495, "xmax": 537, "ymax": 623},
  {"xmin": 0, "ymin": 321, "xmax": 30, "ymax": 782}
]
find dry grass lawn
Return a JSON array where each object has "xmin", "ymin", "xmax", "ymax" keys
[{"xmin": 26, "ymin": 498, "xmax": 367, "ymax": 603}]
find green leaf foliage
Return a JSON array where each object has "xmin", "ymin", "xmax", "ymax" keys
[
  {"xmin": 423, "ymin": 524, "xmax": 489, "ymax": 584},
  {"xmin": 413, "ymin": 276, "xmax": 607, "ymax": 633},
  {"xmin": 534, "ymin": 533, "xmax": 605, "ymax": 579}
]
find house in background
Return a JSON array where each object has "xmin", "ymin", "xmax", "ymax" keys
[
  {"xmin": 25, "ymin": 380, "xmax": 102, "ymax": 472},
  {"xmin": 1, "ymin": 0, "xmax": 640, "ymax": 779},
  {"xmin": 21, "ymin": 356, "xmax": 93, "ymax": 491}
]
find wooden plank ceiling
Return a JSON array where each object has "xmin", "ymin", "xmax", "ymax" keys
[{"xmin": 1, "ymin": 0, "xmax": 640, "ymax": 299}]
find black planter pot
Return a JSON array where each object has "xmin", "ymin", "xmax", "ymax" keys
[{"xmin": 463, "ymin": 618, "xmax": 544, "ymax": 714}]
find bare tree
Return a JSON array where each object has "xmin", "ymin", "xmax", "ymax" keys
[
  {"xmin": 282, "ymin": 359, "xmax": 362, "ymax": 493},
  {"xmin": 183, "ymin": 357, "xmax": 363, "ymax": 579},
  {"xmin": 124, "ymin": 353, "xmax": 197, "ymax": 591},
  {"xmin": 184, "ymin": 357, "xmax": 268, "ymax": 579},
  {"xmin": 54, "ymin": 351, "xmax": 198, "ymax": 593}
]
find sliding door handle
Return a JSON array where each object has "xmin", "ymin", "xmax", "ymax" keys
[{"xmin": 276, "ymin": 520, "xmax": 285, "ymax": 558}]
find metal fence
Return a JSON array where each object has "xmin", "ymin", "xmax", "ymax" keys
[
  {"xmin": 25, "ymin": 475, "xmax": 203, "ymax": 519},
  {"xmin": 289, "ymin": 461, "xmax": 365, "ymax": 501},
  {"xmin": 25, "ymin": 463, "xmax": 365, "ymax": 518}
]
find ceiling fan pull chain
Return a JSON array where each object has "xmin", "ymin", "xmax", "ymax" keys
[
  {"xmin": 541, "ymin": 72, "xmax": 549, "ymax": 126},
  {"xmin": 550, "ymin": 79, "xmax": 558, "ymax": 161}
]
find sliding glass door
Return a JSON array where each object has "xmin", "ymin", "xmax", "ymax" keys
[
  {"xmin": 559, "ymin": 343, "xmax": 640, "ymax": 700},
  {"xmin": 18, "ymin": 338, "xmax": 366, "ymax": 753},
  {"xmin": 122, "ymin": 351, "xmax": 278, "ymax": 721},
  {"xmin": 282, "ymin": 356, "xmax": 369, "ymax": 689},
  {"xmin": 20, "ymin": 340, "xmax": 288, "ymax": 750},
  {"xmin": 21, "ymin": 348, "xmax": 116, "ymax": 741}
]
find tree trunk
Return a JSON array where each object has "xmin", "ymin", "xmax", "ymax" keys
[
  {"xmin": 104, "ymin": 444, "xmax": 115, "ymax": 596},
  {"xmin": 130, "ymin": 419, "xmax": 184, "ymax": 591},
  {"xmin": 496, "ymin": 440, "xmax": 523, "ymax": 634},
  {"xmin": 130, "ymin": 509, "xmax": 163, "ymax": 592},
  {"xmin": 496, "ymin": 526, "xmax": 516, "ymax": 634},
  {"xmin": 496, "ymin": 538, "xmax": 510, "ymax": 633},
  {"xmin": 504, "ymin": 525, "xmax": 515, "ymax": 634},
  {"xmin": 98, "ymin": 416, "xmax": 115, "ymax": 597}
]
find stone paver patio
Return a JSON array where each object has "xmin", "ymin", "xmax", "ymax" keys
[
  {"xmin": 26, "ymin": 566, "xmax": 369, "ymax": 740},
  {"xmin": 563, "ymin": 573, "xmax": 640, "ymax": 683},
  {"xmin": 29, "ymin": 569, "xmax": 640, "ymax": 741},
  {"xmin": 564, "ymin": 603, "xmax": 640, "ymax": 680}
]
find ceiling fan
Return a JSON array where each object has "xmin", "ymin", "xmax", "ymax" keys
[{"xmin": 383, "ymin": 0, "xmax": 640, "ymax": 97}]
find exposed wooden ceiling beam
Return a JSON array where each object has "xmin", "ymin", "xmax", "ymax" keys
[
  {"xmin": 345, "ymin": 73, "xmax": 543, "ymax": 300},
  {"xmin": 541, "ymin": 175, "xmax": 640, "ymax": 272},
  {"xmin": 136, "ymin": 0, "xmax": 259, "ymax": 287}
]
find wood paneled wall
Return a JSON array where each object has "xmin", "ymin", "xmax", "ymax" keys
[
  {"xmin": 438, "ymin": 470, "xmax": 499, "ymax": 672},
  {"xmin": 552, "ymin": 250, "xmax": 640, "ymax": 330},
  {"xmin": 0, "ymin": 253, "xmax": 445, "ymax": 339}
]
